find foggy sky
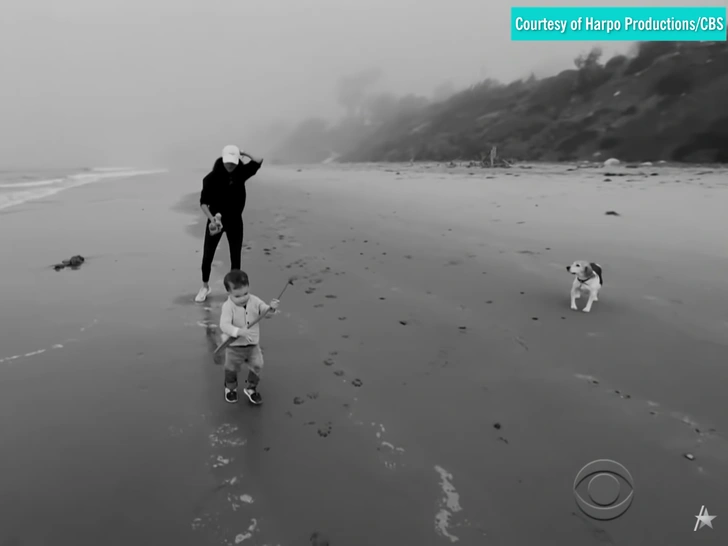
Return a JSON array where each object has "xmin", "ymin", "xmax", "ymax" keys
[{"xmin": 1, "ymin": 0, "xmax": 724, "ymax": 169}]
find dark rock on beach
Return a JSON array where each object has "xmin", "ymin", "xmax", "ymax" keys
[{"xmin": 52, "ymin": 254, "xmax": 85, "ymax": 271}]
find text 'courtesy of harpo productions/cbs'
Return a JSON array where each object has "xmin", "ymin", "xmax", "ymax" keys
[{"xmin": 510, "ymin": 6, "xmax": 726, "ymax": 40}]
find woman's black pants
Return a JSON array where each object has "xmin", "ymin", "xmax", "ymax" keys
[{"xmin": 201, "ymin": 214, "xmax": 243, "ymax": 283}]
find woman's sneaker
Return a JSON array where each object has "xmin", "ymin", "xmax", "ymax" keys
[
  {"xmin": 243, "ymin": 388, "xmax": 262, "ymax": 405},
  {"xmin": 195, "ymin": 285, "xmax": 211, "ymax": 302},
  {"xmin": 225, "ymin": 387, "xmax": 238, "ymax": 403}
]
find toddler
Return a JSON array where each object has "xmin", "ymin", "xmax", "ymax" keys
[{"xmin": 219, "ymin": 270, "xmax": 279, "ymax": 404}]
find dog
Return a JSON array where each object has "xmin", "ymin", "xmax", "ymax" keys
[{"xmin": 566, "ymin": 261, "xmax": 603, "ymax": 313}]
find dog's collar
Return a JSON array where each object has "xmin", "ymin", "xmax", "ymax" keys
[{"xmin": 577, "ymin": 274, "xmax": 595, "ymax": 284}]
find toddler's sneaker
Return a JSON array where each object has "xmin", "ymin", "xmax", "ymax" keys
[
  {"xmin": 225, "ymin": 387, "xmax": 238, "ymax": 403},
  {"xmin": 243, "ymin": 388, "xmax": 262, "ymax": 405}
]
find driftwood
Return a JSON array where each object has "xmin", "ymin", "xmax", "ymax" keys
[
  {"xmin": 466, "ymin": 146, "xmax": 513, "ymax": 168},
  {"xmin": 483, "ymin": 145, "xmax": 513, "ymax": 167},
  {"xmin": 430, "ymin": 146, "xmax": 515, "ymax": 169}
]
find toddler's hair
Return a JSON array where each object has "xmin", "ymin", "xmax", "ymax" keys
[{"xmin": 224, "ymin": 269, "xmax": 249, "ymax": 292}]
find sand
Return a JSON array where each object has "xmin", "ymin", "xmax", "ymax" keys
[{"xmin": 0, "ymin": 162, "xmax": 727, "ymax": 545}]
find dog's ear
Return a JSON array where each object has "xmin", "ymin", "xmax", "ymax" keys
[{"xmin": 584, "ymin": 264, "xmax": 593, "ymax": 277}]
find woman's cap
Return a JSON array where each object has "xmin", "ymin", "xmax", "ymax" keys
[{"xmin": 221, "ymin": 144, "xmax": 240, "ymax": 164}]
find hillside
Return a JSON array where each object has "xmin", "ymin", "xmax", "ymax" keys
[
  {"xmin": 274, "ymin": 41, "xmax": 728, "ymax": 165},
  {"xmin": 341, "ymin": 41, "xmax": 728, "ymax": 164}
]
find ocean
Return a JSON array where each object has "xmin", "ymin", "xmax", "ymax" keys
[{"xmin": 0, "ymin": 167, "xmax": 167, "ymax": 211}]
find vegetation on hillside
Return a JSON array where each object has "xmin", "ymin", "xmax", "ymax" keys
[
  {"xmin": 270, "ymin": 68, "xmax": 444, "ymax": 164},
  {"xmin": 272, "ymin": 41, "xmax": 728, "ymax": 164}
]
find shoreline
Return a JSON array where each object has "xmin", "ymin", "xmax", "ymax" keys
[{"xmin": 269, "ymin": 158, "xmax": 728, "ymax": 172}]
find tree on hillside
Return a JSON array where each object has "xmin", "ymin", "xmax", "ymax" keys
[
  {"xmin": 397, "ymin": 94, "xmax": 430, "ymax": 114},
  {"xmin": 432, "ymin": 81, "xmax": 457, "ymax": 102},
  {"xmin": 624, "ymin": 41, "xmax": 680, "ymax": 75},
  {"xmin": 361, "ymin": 92, "xmax": 429, "ymax": 125},
  {"xmin": 362, "ymin": 93, "xmax": 400, "ymax": 125},
  {"xmin": 573, "ymin": 47, "xmax": 610, "ymax": 97},
  {"xmin": 574, "ymin": 47, "xmax": 603, "ymax": 71},
  {"xmin": 336, "ymin": 68, "xmax": 383, "ymax": 118}
]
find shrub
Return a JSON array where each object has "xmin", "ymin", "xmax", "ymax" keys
[
  {"xmin": 600, "ymin": 136, "xmax": 621, "ymax": 149},
  {"xmin": 653, "ymin": 72, "xmax": 693, "ymax": 96},
  {"xmin": 573, "ymin": 47, "xmax": 612, "ymax": 97},
  {"xmin": 605, "ymin": 55, "xmax": 628, "ymax": 71},
  {"xmin": 624, "ymin": 42, "xmax": 679, "ymax": 75},
  {"xmin": 574, "ymin": 48, "xmax": 603, "ymax": 71},
  {"xmin": 557, "ymin": 130, "xmax": 598, "ymax": 154}
]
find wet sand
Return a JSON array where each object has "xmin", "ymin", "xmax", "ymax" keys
[{"xmin": 1, "ymin": 162, "xmax": 727, "ymax": 545}]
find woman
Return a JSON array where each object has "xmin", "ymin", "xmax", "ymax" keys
[{"xmin": 195, "ymin": 144, "xmax": 264, "ymax": 302}]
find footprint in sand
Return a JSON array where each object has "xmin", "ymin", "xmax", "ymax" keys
[
  {"xmin": 334, "ymin": 370, "xmax": 345, "ymax": 377},
  {"xmin": 338, "ymin": 316, "xmax": 347, "ymax": 321},
  {"xmin": 342, "ymin": 334, "xmax": 350, "ymax": 339},
  {"xmin": 314, "ymin": 304, "xmax": 324, "ymax": 308},
  {"xmin": 323, "ymin": 358, "xmax": 334, "ymax": 366},
  {"xmin": 310, "ymin": 531, "xmax": 331, "ymax": 546},
  {"xmin": 325, "ymin": 294, "xmax": 338, "ymax": 299},
  {"xmin": 307, "ymin": 392, "xmax": 319, "ymax": 400},
  {"xmin": 317, "ymin": 422, "xmax": 333, "ymax": 438},
  {"xmin": 613, "ymin": 389, "xmax": 631, "ymax": 400},
  {"xmin": 305, "ymin": 288, "xmax": 316, "ymax": 294},
  {"xmin": 293, "ymin": 397, "xmax": 305, "ymax": 405},
  {"xmin": 352, "ymin": 378, "xmax": 363, "ymax": 387}
]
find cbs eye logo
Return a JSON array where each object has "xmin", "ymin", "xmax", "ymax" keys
[{"xmin": 573, "ymin": 459, "xmax": 635, "ymax": 520}]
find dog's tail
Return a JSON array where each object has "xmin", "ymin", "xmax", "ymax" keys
[{"xmin": 590, "ymin": 262, "xmax": 603, "ymax": 285}]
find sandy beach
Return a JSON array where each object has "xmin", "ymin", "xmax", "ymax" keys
[{"xmin": 1, "ymin": 162, "xmax": 727, "ymax": 545}]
